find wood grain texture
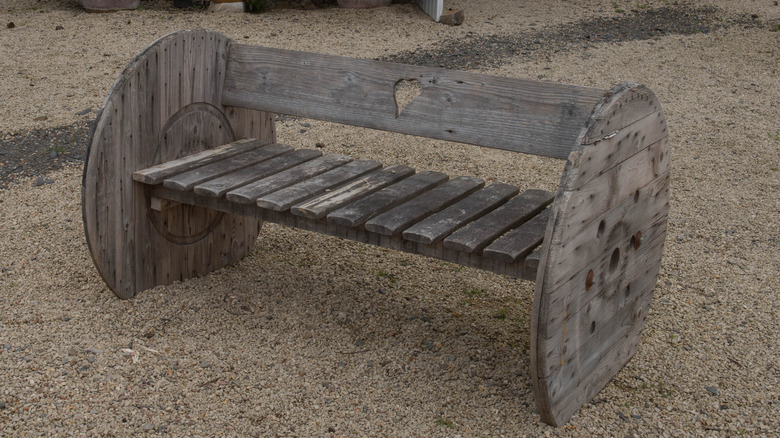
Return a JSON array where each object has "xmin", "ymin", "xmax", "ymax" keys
[
  {"xmin": 402, "ymin": 183, "xmax": 519, "ymax": 244},
  {"xmin": 327, "ymin": 170, "xmax": 449, "ymax": 227},
  {"xmin": 226, "ymin": 154, "xmax": 353, "ymax": 204},
  {"xmin": 364, "ymin": 176, "xmax": 484, "ymax": 235},
  {"xmin": 133, "ymin": 138, "xmax": 263, "ymax": 184},
  {"xmin": 194, "ymin": 149, "xmax": 322, "ymax": 197},
  {"xmin": 482, "ymin": 208, "xmax": 552, "ymax": 263},
  {"xmin": 291, "ymin": 165, "xmax": 415, "ymax": 219},
  {"xmin": 222, "ymin": 44, "xmax": 606, "ymax": 159},
  {"xmin": 150, "ymin": 185, "xmax": 541, "ymax": 281},
  {"xmin": 82, "ymin": 29, "xmax": 274, "ymax": 299},
  {"xmin": 530, "ymin": 83, "xmax": 670, "ymax": 426},
  {"xmin": 256, "ymin": 160, "xmax": 383, "ymax": 211},
  {"xmin": 162, "ymin": 143, "xmax": 292, "ymax": 191},
  {"xmin": 443, "ymin": 189, "xmax": 554, "ymax": 253}
]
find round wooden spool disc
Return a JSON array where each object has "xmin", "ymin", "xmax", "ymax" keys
[
  {"xmin": 82, "ymin": 29, "xmax": 275, "ymax": 298},
  {"xmin": 531, "ymin": 83, "xmax": 671, "ymax": 425}
]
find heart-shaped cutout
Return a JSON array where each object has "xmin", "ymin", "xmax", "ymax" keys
[{"xmin": 394, "ymin": 79, "xmax": 422, "ymax": 118}]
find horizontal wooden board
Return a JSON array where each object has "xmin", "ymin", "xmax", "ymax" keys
[
  {"xmin": 402, "ymin": 183, "xmax": 520, "ymax": 244},
  {"xmin": 546, "ymin": 172, "xmax": 670, "ymax": 290},
  {"xmin": 291, "ymin": 165, "xmax": 415, "ymax": 219},
  {"xmin": 150, "ymin": 185, "xmax": 541, "ymax": 281},
  {"xmin": 482, "ymin": 209, "xmax": 552, "ymax": 263},
  {"xmin": 443, "ymin": 189, "xmax": 554, "ymax": 253},
  {"xmin": 222, "ymin": 44, "xmax": 607, "ymax": 159},
  {"xmin": 163, "ymin": 143, "xmax": 293, "ymax": 191},
  {"xmin": 193, "ymin": 149, "xmax": 322, "ymax": 197},
  {"xmin": 226, "ymin": 154, "xmax": 353, "ymax": 204},
  {"xmin": 552, "ymin": 138, "xmax": 670, "ymax": 240},
  {"xmin": 257, "ymin": 160, "xmax": 383, "ymax": 211},
  {"xmin": 364, "ymin": 176, "xmax": 484, "ymax": 236},
  {"xmin": 327, "ymin": 171, "xmax": 449, "ymax": 227},
  {"xmin": 567, "ymin": 111, "xmax": 667, "ymax": 189},
  {"xmin": 133, "ymin": 138, "xmax": 263, "ymax": 185}
]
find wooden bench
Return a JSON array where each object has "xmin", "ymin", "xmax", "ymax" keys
[{"xmin": 82, "ymin": 29, "xmax": 670, "ymax": 426}]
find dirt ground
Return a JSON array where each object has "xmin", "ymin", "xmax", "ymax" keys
[{"xmin": 1, "ymin": 0, "xmax": 779, "ymax": 436}]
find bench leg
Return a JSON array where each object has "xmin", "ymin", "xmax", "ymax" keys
[
  {"xmin": 82, "ymin": 30, "xmax": 275, "ymax": 298},
  {"xmin": 531, "ymin": 83, "xmax": 671, "ymax": 425}
]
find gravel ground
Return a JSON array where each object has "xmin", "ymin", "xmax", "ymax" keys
[{"xmin": 1, "ymin": 0, "xmax": 779, "ymax": 436}]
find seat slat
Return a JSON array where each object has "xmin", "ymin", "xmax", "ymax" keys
[
  {"xmin": 257, "ymin": 160, "xmax": 383, "ymax": 212},
  {"xmin": 364, "ymin": 176, "xmax": 484, "ymax": 236},
  {"xmin": 193, "ymin": 149, "xmax": 322, "ymax": 198},
  {"xmin": 164, "ymin": 143, "xmax": 293, "ymax": 191},
  {"xmin": 443, "ymin": 189, "xmax": 554, "ymax": 253},
  {"xmin": 401, "ymin": 183, "xmax": 520, "ymax": 245},
  {"xmin": 483, "ymin": 208, "xmax": 552, "ymax": 263},
  {"xmin": 132, "ymin": 138, "xmax": 264, "ymax": 185},
  {"xmin": 291, "ymin": 165, "xmax": 415, "ymax": 220},
  {"xmin": 226, "ymin": 154, "xmax": 353, "ymax": 204},
  {"xmin": 327, "ymin": 171, "xmax": 449, "ymax": 227}
]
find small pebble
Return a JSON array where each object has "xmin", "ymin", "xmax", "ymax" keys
[
  {"xmin": 67, "ymin": 347, "xmax": 79, "ymax": 356},
  {"xmin": 706, "ymin": 386, "xmax": 719, "ymax": 395}
]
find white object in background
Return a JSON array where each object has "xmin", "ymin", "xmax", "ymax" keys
[{"xmin": 415, "ymin": 0, "xmax": 443, "ymax": 22}]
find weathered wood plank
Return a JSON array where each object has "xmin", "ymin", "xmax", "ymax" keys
[
  {"xmin": 535, "ymin": 280, "xmax": 654, "ymax": 426},
  {"xmin": 535, "ymin": 225, "xmax": 666, "ymax": 373},
  {"xmin": 132, "ymin": 138, "xmax": 263, "ymax": 184},
  {"xmin": 149, "ymin": 185, "xmax": 540, "ymax": 281},
  {"xmin": 364, "ymin": 176, "xmax": 484, "ymax": 236},
  {"xmin": 552, "ymin": 137, "xmax": 669, "ymax": 240},
  {"xmin": 161, "ymin": 143, "xmax": 292, "ymax": 191},
  {"xmin": 83, "ymin": 30, "xmax": 270, "ymax": 299},
  {"xmin": 402, "ymin": 183, "xmax": 520, "ymax": 244},
  {"xmin": 222, "ymin": 44, "xmax": 607, "ymax": 159},
  {"xmin": 291, "ymin": 165, "xmax": 415, "ymax": 220},
  {"xmin": 194, "ymin": 149, "xmax": 322, "ymax": 197},
  {"xmin": 545, "ymin": 172, "xmax": 670, "ymax": 295},
  {"xmin": 443, "ymin": 189, "xmax": 554, "ymax": 253},
  {"xmin": 256, "ymin": 160, "xmax": 383, "ymax": 211},
  {"xmin": 531, "ymin": 83, "xmax": 670, "ymax": 426},
  {"xmin": 580, "ymin": 83, "xmax": 662, "ymax": 145},
  {"xmin": 226, "ymin": 154, "xmax": 353, "ymax": 204},
  {"xmin": 327, "ymin": 171, "xmax": 449, "ymax": 227},
  {"xmin": 482, "ymin": 208, "xmax": 551, "ymax": 263},
  {"xmin": 568, "ymin": 111, "xmax": 667, "ymax": 189}
]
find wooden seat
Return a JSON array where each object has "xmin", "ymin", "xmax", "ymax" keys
[
  {"xmin": 134, "ymin": 140, "xmax": 555, "ymax": 280},
  {"xmin": 83, "ymin": 29, "xmax": 670, "ymax": 426}
]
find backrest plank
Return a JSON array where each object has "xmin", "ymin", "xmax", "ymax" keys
[{"xmin": 221, "ymin": 44, "xmax": 607, "ymax": 159}]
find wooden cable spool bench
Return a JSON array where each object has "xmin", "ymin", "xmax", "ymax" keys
[{"xmin": 82, "ymin": 29, "xmax": 670, "ymax": 426}]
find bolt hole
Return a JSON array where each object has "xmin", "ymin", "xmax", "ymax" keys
[
  {"xmin": 590, "ymin": 321, "xmax": 596, "ymax": 335},
  {"xmin": 585, "ymin": 269, "xmax": 595, "ymax": 291},
  {"xmin": 625, "ymin": 283, "xmax": 631, "ymax": 298},
  {"xmin": 597, "ymin": 220, "xmax": 605, "ymax": 238},
  {"xmin": 634, "ymin": 190, "xmax": 640, "ymax": 203},
  {"xmin": 632, "ymin": 231, "xmax": 642, "ymax": 250},
  {"xmin": 609, "ymin": 248, "xmax": 620, "ymax": 273}
]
